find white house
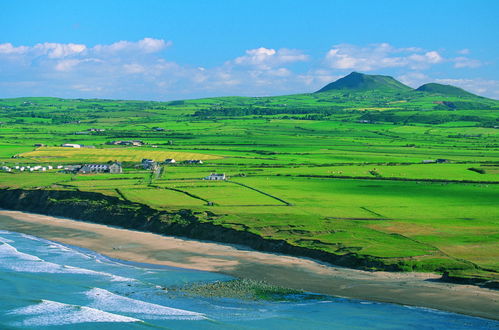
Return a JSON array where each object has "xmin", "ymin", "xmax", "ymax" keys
[
  {"xmin": 61, "ymin": 143, "xmax": 82, "ymax": 148},
  {"xmin": 204, "ymin": 173, "xmax": 226, "ymax": 180}
]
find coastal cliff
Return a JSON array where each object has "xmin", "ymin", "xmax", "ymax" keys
[{"xmin": 0, "ymin": 188, "xmax": 496, "ymax": 288}]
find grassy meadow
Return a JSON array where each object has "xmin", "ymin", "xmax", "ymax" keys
[{"xmin": 0, "ymin": 86, "xmax": 498, "ymax": 280}]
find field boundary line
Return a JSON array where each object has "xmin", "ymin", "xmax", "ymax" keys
[
  {"xmin": 149, "ymin": 184, "xmax": 212, "ymax": 205},
  {"xmin": 228, "ymin": 180, "xmax": 292, "ymax": 206},
  {"xmin": 293, "ymin": 174, "xmax": 499, "ymax": 184}
]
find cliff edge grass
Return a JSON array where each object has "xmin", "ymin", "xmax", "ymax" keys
[{"xmin": 0, "ymin": 188, "xmax": 497, "ymax": 288}]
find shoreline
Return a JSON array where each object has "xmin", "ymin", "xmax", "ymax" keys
[{"xmin": 0, "ymin": 209, "xmax": 497, "ymax": 321}]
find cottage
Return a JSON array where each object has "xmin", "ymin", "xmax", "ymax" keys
[
  {"xmin": 164, "ymin": 158, "xmax": 176, "ymax": 164},
  {"xmin": 61, "ymin": 143, "xmax": 82, "ymax": 148},
  {"xmin": 109, "ymin": 162, "xmax": 123, "ymax": 174},
  {"xmin": 108, "ymin": 140, "xmax": 144, "ymax": 146},
  {"xmin": 63, "ymin": 165, "xmax": 82, "ymax": 173},
  {"xmin": 141, "ymin": 159, "xmax": 157, "ymax": 170},
  {"xmin": 34, "ymin": 143, "xmax": 45, "ymax": 147},
  {"xmin": 79, "ymin": 162, "xmax": 122, "ymax": 174},
  {"xmin": 80, "ymin": 164, "xmax": 109, "ymax": 174},
  {"xmin": 153, "ymin": 127, "xmax": 165, "ymax": 131},
  {"xmin": 204, "ymin": 173, "xmax": 226, "ymax": 181},
  {"xmin": 184, "ymin": 160, "xmax": 203, "ymax": 165}
]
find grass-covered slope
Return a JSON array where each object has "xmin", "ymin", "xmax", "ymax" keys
[
  {"xmin": 416, "ymin": 83, "xmax": 478, "ymax": 98},
  {"xmin": 0, "ymin": 73, "xmax": 497, "ymax": 283},
  {"xmin": 316, "ymin": 72, "xmax": 413, "ymax": 93}
]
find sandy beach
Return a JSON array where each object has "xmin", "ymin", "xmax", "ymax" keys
[{"xmin": 0, "ymin": 209, "xmax": 497, "ymax": 320}]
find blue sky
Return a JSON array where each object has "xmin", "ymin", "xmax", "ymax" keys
[{"xmin": 1, "ymin": 0, "xmax": 498, "ymax": 100}]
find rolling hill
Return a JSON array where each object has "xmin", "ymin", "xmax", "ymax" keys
[
  {"xmin": 315, "ymin": 72, "xmax": 413, "ymax": 93},
  {"xmin": 415, "ymin": 83, "xmax": 478, "ymax": 98}
]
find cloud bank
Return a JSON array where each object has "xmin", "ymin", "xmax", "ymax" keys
[{"xmin": 0, "ymin": 39, "xmax": 496, "ymax": 100}]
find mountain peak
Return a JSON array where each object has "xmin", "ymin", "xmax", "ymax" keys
[
  {"xmin": 415, "ymin": 83, "xmax": 477, "ymax": 97},
  {"xmin": 315, "ymin": 72, "xmax": 412, "ymax": 93}
]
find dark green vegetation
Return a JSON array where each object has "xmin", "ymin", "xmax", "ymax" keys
[
  {"xmin": 172, "ymin": 279, "xmax": 309, "ymax": 301},
  {"xmin": 0, "ymin": 72, "xmax": 498, "ymax": 284}
]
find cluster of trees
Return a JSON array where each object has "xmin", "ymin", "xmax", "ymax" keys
[{"xmin": 193, "ymin": 106, "xmax": 341, "ymax": 118}]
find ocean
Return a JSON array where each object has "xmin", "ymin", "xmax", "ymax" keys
[{"xmin": 0, "ymin": 230, "xmax": 496, "ymax": 329}]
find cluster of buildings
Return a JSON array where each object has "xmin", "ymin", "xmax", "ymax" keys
[
  {"xmin": 422, "ymin": 159, "xmax": 450, "ymax": 164},
  {"xmin": 1, "ymin": 165, "xmax": 61, "ymax": 172},
  {"xmin": 60, "ymin": 143, "xmax": 95, "ymax": 149},
  {"xmin": 106, "ymin": 140, "xmax": 144, "ymax": 146},
  {"xmin": 79, "ymin": 162, "xmax": 123, "ymax": 174}
]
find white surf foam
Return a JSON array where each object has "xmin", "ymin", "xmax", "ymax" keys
[
  {"xmin": 0, "ymin": 236, "xmax": 14, "ymax": 243},
  {"xmin": 0, "ymin": 242, "xmax": 134, "ymax": 281},
  {"xmin": 86, "ymin": 288, "xmax": 205, "ymax": 320},
  {"xmin": 0, "ymin": 242, "xmax": 42, "ymax": 261},
  {"xmin": 8, "ymin": 299, "xmax": 141, "ymax": 326}
]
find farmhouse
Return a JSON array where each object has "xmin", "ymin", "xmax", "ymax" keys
[
  {"xmin": 34, "ymin": 143, "xmax": 45, "ymax": 147},
  {"xmin": 184, "ymin": 160, "xmax": 203, "ymax": 164},
  {"xmin": 153, "ymin": 127, "xmax": 165, "ymax": 131},
  {"xmin": 107, "ymin": 140, "xmax": 144, "ymax": 146},
  {"xmin": 163, "ymin": 158, "xmax": 176, "ymax": 164},
  {"xmin": 88, "ymin": 128, "xmax": 105, "ymax": 132},
  {"xmin": 61, "ymin": 143, "xmax": 82, "ymax": 148},
  {"xmin": 62, "ymin": 165, "xmax": 83, "ymax": 173},
  {"xmin": 141, "ymin": 159, "xmax": 157, "ymax": 170},
  {"xmin": 204, "ymin": 173, "xmax": 226, "ymax": 180},
  {"xmin": 79, "ymin": 162, "xmax": 122, "ymax": 174}
]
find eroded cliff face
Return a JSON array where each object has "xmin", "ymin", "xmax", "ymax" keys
[
  {"xmin": 3, "ymin": 189, "xmax": 497, "ymax": 289},
  {"xmin": 0, "ymin": 188, "xmax": 403, "ymax": 272}
]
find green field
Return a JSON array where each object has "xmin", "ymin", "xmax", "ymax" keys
[{"xmin": 0, "ymin": 74, "xmax": 498, "ymax": 280}]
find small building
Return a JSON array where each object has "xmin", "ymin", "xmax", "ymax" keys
[
  {"xmin": 153, "ymin": 127, "xmax": 165, "ymax": 131},
  {"xmin": 141, "ymin": 159, "xmax": 157, "ymax": 170},
  {"xmin": 184, "ymin": 160, "xmax": 203, "ymax": 165},
  {"xmin": 79, "ymin": 162, "xmax": 122, "ymax": 174},
  {"xmin": 61, "ymin": 143, "xmax": 82, "ymax": 148},
  {"xmin": 34, "ymin": 143, "xmax": 45, "ymax": 147},
  {"xmin": 88, "ymin": 128, "xmax": 105, "ymax": 132},
  {"xmin": 80, "ymin": 164, "xmax": 109, "ymax": 174},
  {"xmin": 109, "ymin": 162, "xmax": 123, "ymax": 174},
  {"xmin": 63, "ymin": 165, "xmax": 82, "ymax": 173},
  {"xmin": 436, "ymin": 159, "xmax": 449, "ymax": 163},
  {"xmin": 422, "ymin": 160, "xmax": 436, "ymax": 164},
  {"xmin": 107, "ymin": 140, "xmax": 144, "ymax": 146},
  {"xmin": 204, "ymin": 173, "xmax": 226, "ymax": 181},
  {"xmin": 164, "ymin": 158, "xmax": 176, "ymax": 164}
]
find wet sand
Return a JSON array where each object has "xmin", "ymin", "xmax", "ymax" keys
[{"xmin": 0, "ymin": 209, "xmax": 497, "ymax": 320}]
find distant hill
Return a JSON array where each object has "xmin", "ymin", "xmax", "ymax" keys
[
  {"xmin": 315, "ymin": 72, "xmax": 413, "ymax": 93},
  {"xmin": 415, "ymin": 83, "xmax": 478, "ymax": 98}
]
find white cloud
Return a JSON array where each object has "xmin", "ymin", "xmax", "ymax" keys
[
  {"xmin": 33, "ymin": 43, "xmax": 86, "ymax": 58},
  {"xmin": 0, "ymin": 43, "xmax": 28, "ymax": 54},
  {"xmin": 325, "ymin": 43, "xmax": 444, "ymax": 71},
  {"xmin": 397, "ymin": 72, "xmax": 431, "ymax": 87},
  {"xmin": 93, "ymin": 38, "xmax": 170, "ymax": 55},
  {"xmin": 453, "ymin": 56, "xmax": 482, "ymax": 68},
  {"xmin": 232, "ymin": 47, "xmax": 308, "ymax": 70},
  {"xmin": 435, "ymin": 78, "xmax": 499, "ymax": 99},
  {"xmin": 123, "ymin": 63, "xmax": 146, "ymax": 74},
  {"xmin": 0, "ymin": 39, "xmax": 495, "ymax": 100},
  {"xmin": 457, "ymin": 48, "xmax": 470, "ymax": 55}
]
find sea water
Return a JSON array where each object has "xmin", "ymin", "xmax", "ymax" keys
[{"xmin": 0, "ymin": 230, "xmax": 496, "ymax": 329}]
